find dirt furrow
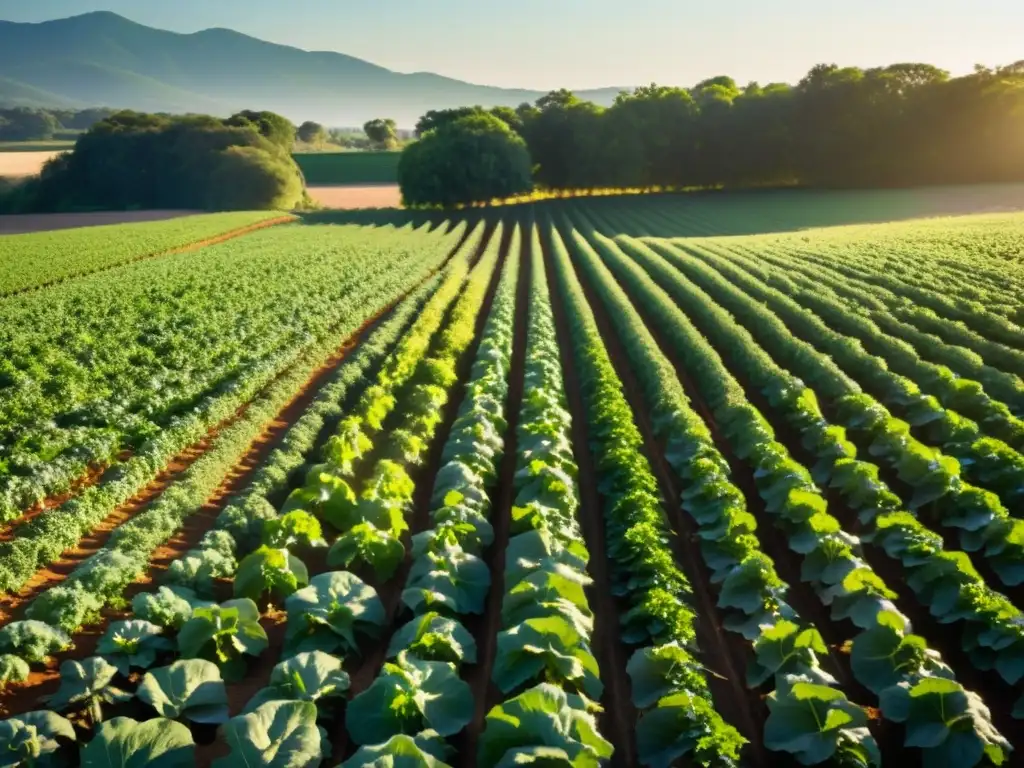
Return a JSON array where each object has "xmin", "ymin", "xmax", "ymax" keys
[
  {"xmin": 541, "ymin": 233, "xmax": 644, "ymax": 768},
  {"xmin": 327, "ymin": 224, "xmax": 506, "ymax": 762},
  {"xmin": 454, "ymin": 216, "xmax": 531, "ymax": 767},
  {"xmin": 550, "ymin": 228, "xmax": 764, "ymax": 766}
]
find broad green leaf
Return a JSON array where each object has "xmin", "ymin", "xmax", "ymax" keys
[
  {"xmin": 625, "ymin": 644, "xmax": 709, "ymax": 709},
  {"xmin": 635, "ymin": 692, "xmax": 746, "ymax": 768},
  {"xmin": 244, "ymin": 651, "xmax": 350, "ymax": 713},
  {"xmin": 96, "ymin": 619, "xmax": 174, "ymax": 676},
  {"xmin": 328, "ymin": 523, "xmax": 405, "ymax": 581},
  {"xmin": 137, "ymin": 659, "xmax": 228, "ymax": 724},
  {"xmin": 235, "ymin": 547, "xmax": 310, "ymax": 602},
  {"xmin": 0, "ymin": 710, "xmax": 75, "ymax": 766},
  {"xmin": 477, "ymin": 683, "xmax": 612, "ymax": 768},
  {"xmin": 214, "ymin": 701, "xmax": 323, "ymax": 768},
  {"xmin": 879, "ymin": 678, "xmax": 1011, "ymax": 766},
  {"xmin": 388, "ymin": 612, "xmax": 477, "ymax": 665},
  {"xmin": 47, "ymin": 657, "xmax": 132, "ymax": 725},
  {"xmin": 765, "ymin": 678, "xmax": 880, "ymax": 766},
  {"xmin": 177, "ymin": 599, "xmax": 268, "ymax": 681},
  {"xmin": 341, "ymin": 731, "xmax": 454, "ymax": 767},
  {"xmin": 493, "ymin": 617, "xmax": 602, "ymax": 699},
  {"xmin": 81, "ymin": 717, "xmax": 194, "ymax": 768},
  {"xmin": 345, "ymin": 652, "xmax": 473, "ymax": 745},
  {"xmin": 284, "ymin": 571, "xmax": 385, "ymax": 657}
]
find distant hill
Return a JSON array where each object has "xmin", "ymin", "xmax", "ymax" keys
[{"xmin": 0, "ymin": 12, "xmax": 628, "ymax": 126}]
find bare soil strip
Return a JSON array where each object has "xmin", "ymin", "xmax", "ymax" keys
[
  {"xmin": 0, "ymin": 150, "xmax": 65, "ymax": 178},
  {"xmin": 541, "ymin": 234, "xmax": 643, "ymax": 768},
  {"xmin": 455, "ymin": 219, "xmax": 531, "ymax": 767},
  {"xmin": 550, "ymin": 232, "xmax": 760, "ymax": 766},
  {"xmin": 1, "ymin": 215, "xmax": 295, "ymax": 298},
  {"xmin": 307, "ymin": 184, "xmax": 402, "ymax": 210}
]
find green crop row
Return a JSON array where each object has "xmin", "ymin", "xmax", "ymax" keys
[{"xmin": 566, "ymin": 207, "xmax": 1013, "ymax": 766}]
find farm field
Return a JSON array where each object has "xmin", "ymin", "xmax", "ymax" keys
[
  {"xmin": 0, "ymin": 149, "xmax": 66, "ymax": 178},
  {"xmin": 294, "ymin": 150, "xmax": 402, "ymax": 185},
  {"xmin": 0, "ymin": 194, "xmax": 1022, "ymax": 767},
  {"xmin": 306, "ymin": 184, "xmax": 403, "ymax": 210}
]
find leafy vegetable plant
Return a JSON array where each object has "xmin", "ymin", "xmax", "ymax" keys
[
  {"xmin": 345, "ymin": 652, "xmax": 473, "ymax": 746},
  {"xmin": 177, "ymin": 598, "xmax": 268, "ymax": 681},
  {"xmin": 137, "ymin": 659, "xmax": 229, "ymax": 725}
]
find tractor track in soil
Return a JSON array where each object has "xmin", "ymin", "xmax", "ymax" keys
[
  {"xmin": 541, "ymin": 228, "xmax": 643, "ymax": 768},
  {"xmin": 452, "ymin": 215, "xmax": 531, "ymax": 768},
  {"xmin": 323, "ymin": 223, "xmax": 504, "ymax": 763},
  {"xmin": 550, "ymin": 223, "xmax": 761, "ymax": 766},
  {"xmin": 0, "ymin": 232, "xmax": 470, "ymax": 726}
]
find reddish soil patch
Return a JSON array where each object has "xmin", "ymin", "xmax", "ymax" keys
[
  {"xmin": 0, "ymin": 437, "xmax": 213, "ymax": 627},
  {"xmin": 0, "ymin": 455, "xmax": 131, "ymax": 543},
  {"xmin": 308, "ymin": 184, "xmax": 402, "ymax": 210}
]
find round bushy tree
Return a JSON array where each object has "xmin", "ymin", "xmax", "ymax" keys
[
  {"xmin": 399, "ymin": 113, "xmax": 533, "ymax": 207},
  {"xmin": 206, "ymin": 145, "xmax": 305, "ymax": 210}
]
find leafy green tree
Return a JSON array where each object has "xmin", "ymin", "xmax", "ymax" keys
[
  {"xmin": 206, "ymin": 145, "xmax": 305, "ymax": 210},
  {"xmin": 363, "ymin": 117, "xmax": 398, "ymax": 150},
  {"xmin": 296, "ymin": 120, "xmax": 327, "ymax": 147},
  {"xmin": 398, "ymin": 113, "xmax": 533, "ymax": 206},
  {"xmin": 0, "ymin": 107, "xmax": 61, "ymax": 141},
  {"xmin": 226, "ymin": 110, "xmax": 296, "ymax": 149},
  {"xmin": 10, "ymin": 110, "xmax": 307, "ymax": 212}
]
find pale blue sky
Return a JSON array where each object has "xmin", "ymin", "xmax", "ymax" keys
[{"xmin": 1, "ymin": 0, "xmax": 1021, "ymax": 90}]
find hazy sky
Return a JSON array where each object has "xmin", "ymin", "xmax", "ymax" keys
[{"xmin": 1, "ymin": 0, "xmax": 1021, "ymax": 90}]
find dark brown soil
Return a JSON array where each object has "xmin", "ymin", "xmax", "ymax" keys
[
  {"xmin": 541, "ymin": 230, "xmax": 644, "ymax": 768},
  {"xmin": 454, "ymin": 217, "xmax": 531, "ymax": 768},
  {"xmin": 548, "ymin": 224, "xmax": 764, "ymax": 766},
  {"xmin": 331, "ymin": 223, "xmax": 505, "ymax": 763}
]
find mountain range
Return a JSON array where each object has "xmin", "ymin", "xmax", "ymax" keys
[{"xmin": 0, "ymin": 12, "xmax": 627, "ymax": 126}]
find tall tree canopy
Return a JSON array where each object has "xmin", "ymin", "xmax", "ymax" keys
[
  {"xmin": 399, "ymin": 113, "xmax": 532, "ymax": 206},
  {"xmin": 296, "ymin": 120, "xmax": 327, "ymax": 146},
  {"xmin": 407, "ymin": 60, "xmax": 1024, "ymax": 198},
  {"xmin": 363, "ymin": 118, "xmax": 398, "ymax": 150}
]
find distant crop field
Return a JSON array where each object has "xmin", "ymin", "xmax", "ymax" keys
[
  {"xmin": 293, "ymin": 150, "xmax": 401, "ymax": 184},
  {"xmin": 0, "ymin": 141, "xmax": 76, "ymax": 152},
  {"xmin": 0, "ymin": 149, "xmax": 66, "ymax": 177}
]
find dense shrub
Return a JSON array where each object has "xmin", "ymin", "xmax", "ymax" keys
[
  {"xmin": 206, "ymin": 146, "xmax": 304, "ymax": 210},
  {"xmin": 4, "ymin": 110, "xmax": 305, "ymax": 213},
  {"xmin": 398, "ymin": 114, "xmax": 532, "ymax": 207}
]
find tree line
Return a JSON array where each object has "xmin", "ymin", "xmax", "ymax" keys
[
  {"xmin": 400, "ymin": 61, "xmax": 1024, "ymax": 205},
  {"xmin": 0, "ymin": 107, "xmax": 117, "ymax": 142}
]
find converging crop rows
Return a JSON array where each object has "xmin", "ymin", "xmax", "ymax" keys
[{"xmin": 0, "ymin": 198, "xmax": 1021, "ymax": 767}]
